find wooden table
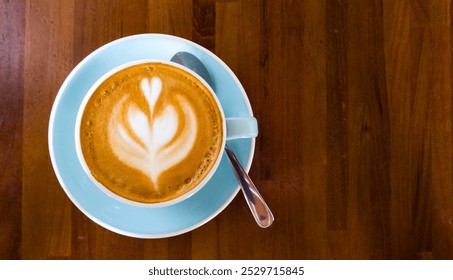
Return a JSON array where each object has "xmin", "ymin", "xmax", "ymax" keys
[{"xmin": 1, "ymin": 0, "xmax": 453, "ymax": 260}]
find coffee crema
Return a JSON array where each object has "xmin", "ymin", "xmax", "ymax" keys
[{"xmin": 79, "ymin": 62, "xmax": 223, "ymax": 203}]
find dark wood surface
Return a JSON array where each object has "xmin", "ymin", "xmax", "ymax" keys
[{"xmin": 1, "ymin": 0, "xmax": 453, "ymax": 260}]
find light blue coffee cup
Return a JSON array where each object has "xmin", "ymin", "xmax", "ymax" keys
[{"xmin": 75, "ymin": 59, "xmax": 258, "ymax": 208}]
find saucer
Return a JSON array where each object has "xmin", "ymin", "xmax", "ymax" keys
[{"xmin": 48, "ymin": 34, "xmax": 256, "ymax": 238}]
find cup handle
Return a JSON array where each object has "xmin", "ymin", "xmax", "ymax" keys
[{"xmin": 226, "ymin": 117, "xmax": 258, "ymax": 140}]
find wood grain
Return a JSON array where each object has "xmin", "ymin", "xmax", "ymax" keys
[
  {"xmin": 1, "ymin": 0, "xmax": 453, "ymax": 259},
  {"xmin": 22, "ymin": 0, "xmax": 75, "ymax": 259},
  {"xmin": 0, "ymin": 0, "xmax": 25, "ymax": 259}
]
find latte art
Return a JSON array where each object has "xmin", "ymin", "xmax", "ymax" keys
[
  {"xmin": 108, "ymin": 77, "xmax": 197, "ymax": 188},
  {"xmin": 79, "ymin": 62, "xmax": 224, "ymax": 204}
]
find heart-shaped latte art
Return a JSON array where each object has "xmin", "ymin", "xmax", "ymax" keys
[{"xmin": 108, "ymin": 77, "xmax": 197, "ymax": 189}]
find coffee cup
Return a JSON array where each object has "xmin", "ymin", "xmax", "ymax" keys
[{"xmin": 75, "ymin": 59, "xmax": 257, "ymax": 207}]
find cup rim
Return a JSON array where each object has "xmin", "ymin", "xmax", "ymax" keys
[{"xmin": 74, "ymin": 59, "xmax": 227, "ymax": 208}]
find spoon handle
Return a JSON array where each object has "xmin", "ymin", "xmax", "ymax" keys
[{"xmin": 225, "ymin": 144, "xmax": 274, "ymax": 228}]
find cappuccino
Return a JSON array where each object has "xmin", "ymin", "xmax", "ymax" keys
[{"xmin": 79, "ymin": 62, "xmax": 223, "ymax": 204}]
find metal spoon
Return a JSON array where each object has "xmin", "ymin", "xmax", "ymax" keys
[{"xmin": 171, "ymin": 52, "xmax": 274, "ymax": 228}]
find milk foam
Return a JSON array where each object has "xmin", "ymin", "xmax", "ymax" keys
[{"xmin": 108, "ymin": 77, "xmax": 197, "ymax": 188}]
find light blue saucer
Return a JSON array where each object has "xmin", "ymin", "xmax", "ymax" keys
[{"xmin": 48, "ymin": 34, "xmax": 256, "ymax": 238}]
